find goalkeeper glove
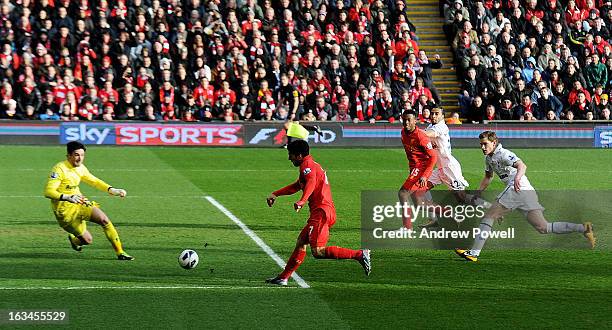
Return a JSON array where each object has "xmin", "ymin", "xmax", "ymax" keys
[
  {"xmin": 61, "ymin": 194, "xmax": 84, "ymax": 204},
  {"xmin": 108, "ymin": 187, "xmax": 127, "ymax": 197}
]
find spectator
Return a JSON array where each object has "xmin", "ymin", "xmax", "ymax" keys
[
  {"xmin": 353, "ymin": 86, "xmax": 376, "ymax": 123},
  {"xmin": 414, "ymin": 94, "xmax": 435, "ymax": 118},
  {"xmin": 445, "ymin": 111, "xmax": 462, "ymax": 124},
  {"xmin": 483, "ymin": 102, "xmax": 500, "ymax": 122},
  {"xmin": 498, "ymin": 97, "xmax": 515, "ymax": 120},
  {"xmin": 332, "ymin": 95, "xmax": 352, "ymax": 122},
  {"xmin": 600, "ymin": 107, "xmax": 611, "ymax": 120},
  {"xmin": 537, "ymin": 86, "xmax": 564, "ymax": 118},
  {"xmin": 515, "ymin": 94, "xmax": 541, "ymax": 119},
  {"xmin": 584, "ymin": 53, "xmax": 608, "ymax": 89},
  {"xmin": 311, "ymin": 96, "xmax": 333, "ymax": 121},
  {"xmin": 459, "ymin": 67, "xmax": 484, "ymax": 116},
  {"xmin": 467, "ymin": 95, "xmax": 486, "ymax": 122},
  {"xmin": 595, "ymin": 93, "xmax": 609, "ymax": 115},
  {"xmin": 569, "ymin": 91, "xmax": 595, "ymax": 119}
]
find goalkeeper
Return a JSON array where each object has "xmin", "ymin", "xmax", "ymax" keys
[{"xmin": 43, "ymin": 141, "xmax": 133, "ymax": 260}]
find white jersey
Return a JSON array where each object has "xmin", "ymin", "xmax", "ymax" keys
[
  {"xmin": 426, "ymin": 121, "xmax": 454, "ymax": 168},
  {"xmin": 485, "ymin": 144, "xmax": 533, "ymax": 189},
  {"xmin": 426, "ymin": 121, "xmax": 469, "ymax": 190}
]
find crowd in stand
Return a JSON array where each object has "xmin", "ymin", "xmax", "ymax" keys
[
  {"xmin": 2, "ymin": 0, "xmax": 608, "ymax": 123},
  {"xmin": 0, "ymin": 0, "xmax": 452, "ymax": 123},
  {"xmin": 444, "ymin": 0, "xmax": 612, "ymax": 121}
]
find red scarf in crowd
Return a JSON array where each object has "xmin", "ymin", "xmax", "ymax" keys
[
  {"xmin": 355, "ymin": 92, "xmax": 374, "ymax": 120},
  {"xmin": 249, "ymin": 44, "xmax": 264, "ymax": 61}
]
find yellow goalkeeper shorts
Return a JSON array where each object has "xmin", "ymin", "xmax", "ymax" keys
[{"xmin": 53, "ymin": 200, "xmax": 99, "ymax": 236}]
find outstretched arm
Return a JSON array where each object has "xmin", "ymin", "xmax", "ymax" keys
[
  {"xmin": 267, "ymin": 180, "xmax": 301, "ymax": 207},
  {"xmin": 273, "ymin": 180, "xmax": 301, "ymax": 197},
  {"xmin": 81, "ymin": 169, "xmax": 127, "ymax": 197}
]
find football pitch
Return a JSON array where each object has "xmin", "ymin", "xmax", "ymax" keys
[{"xmin": 1, "ymin": 146, "xmax": 610, "ymax": 328}]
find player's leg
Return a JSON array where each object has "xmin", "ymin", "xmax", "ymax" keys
[
  {"xmin": 416, "ymin": 170, "xmax": 441, "ymax": 228},
  {"xmin": 414, "ymin": 188, "xmax": 441, "ymax": 228},
  {"xmin": 58, "ymin": 205, "xmax": 91, "ymax": 251},
  {"xmin": 441, "ymin": 163, "xmax": 490, "ymax": 207},
  {"xmin": 309, "ymin": 220, "xmax": 371, "ymax": 275},
  {"xmin": 525, "ymin": 210, "xmax": 596, "ymax": 248},
  {"xmin": 399, "ymin": 171, "xmax": 437, "ymax": 228},
  {"xmin": 399, "ymin": 172, "xmax": 430, "ymax": 229},
  {"xmin": 398, "ymin": 187, "xmax": 414, "ymax": 229},
  {"xmin": 267, "ymin": 227, "xmax": 310, "ymax": 285},
  {"xmin": 89, "ymin": 207, "xmax": 133, "ymax": 260},
  {"xmin": 455, "ymin": 201, "xmax": 511, "ymax": 261},
  {"xmin": 310, "ymin": 223, "xmax": 361, "ymax": 260},
  {"xmin": 64, "ymin": 221, "xmax": 92, "ymax": 251}
]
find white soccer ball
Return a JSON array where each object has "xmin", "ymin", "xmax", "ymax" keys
[{"xmin": 178, "ymin": 249, "xmax": 199, "ymax": 269}]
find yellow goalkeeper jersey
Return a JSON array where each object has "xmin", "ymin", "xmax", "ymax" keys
[{"xmin": 43, "ymin": 160, "xmax": 111, "ymax": 210}]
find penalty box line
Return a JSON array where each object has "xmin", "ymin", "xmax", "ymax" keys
[{"xmin": 204, "ymin": 196, "xmax": 310, "ymax": 289}]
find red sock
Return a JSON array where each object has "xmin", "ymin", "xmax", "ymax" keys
[
  {"xmin": 279, "ymin": 249, "xmax": 306, "ymax": 279},
  {"xmin": 325, "ymin": 246, "xmax": 362, "ymax": 260}
]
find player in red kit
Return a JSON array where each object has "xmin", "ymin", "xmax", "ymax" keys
[
  {"xmin": 265, "ymin": 140, "xmax": 371, "ymax": 286},
  {"xmin": 399, "ymin": 110, "xmax": 438, "ymax": 229}
]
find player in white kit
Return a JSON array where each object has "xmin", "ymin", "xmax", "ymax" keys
[
  {"xmin": 455, "ymin": 131, "xmax": 596, "ymax": 261},
  {"xmin": 424, "ymin": 108, "xmax": 469, "ymax": 191},
  {"xmin": 419, "ymin": 108, "xmax": 489, "ymax": 228}
]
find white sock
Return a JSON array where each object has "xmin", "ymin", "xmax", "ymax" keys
[
  {"xmin": 470, "ymin": 217, "xmax": 495, "ymax": 256},
  {"xmin": 546, "ymin": 222, "xmax": 585, "ymax": 234}
]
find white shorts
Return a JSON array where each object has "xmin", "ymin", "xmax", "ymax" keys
[
  {"xmin": 429, "ymin": 161, "xmax": 469, "ymax": 191},
  {"xmin": 496, "ymin": 186, "xmax": 544, "ymax": 212}
]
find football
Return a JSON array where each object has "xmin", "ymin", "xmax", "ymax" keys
[{"xmin": 178, "ymin": 249, "xmax": 199, "ymax": 269}]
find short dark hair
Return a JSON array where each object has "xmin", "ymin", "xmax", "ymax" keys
[
  {"xmin": 287, "ymin": 139, "xmax": 309, "ymax": 156},
  {"xmin": 67, "ymin": 141, "xmax": 86, "ymax": 154},
  {"xmin": 401, "ymin": 110, "xmax": 417, "ymax": 118}
]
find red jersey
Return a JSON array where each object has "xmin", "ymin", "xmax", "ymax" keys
[
  {"xmin": 401, "ymin": 127, "xmax": 437, "ymax": 178},
  {"xmin": 273, "ymin": 155, "xmax": 334, "ymax": 214}
]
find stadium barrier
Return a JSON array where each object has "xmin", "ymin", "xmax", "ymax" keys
[{"xmin": 0, "ymin": 121, "xmax": 610, "ymax": 148}]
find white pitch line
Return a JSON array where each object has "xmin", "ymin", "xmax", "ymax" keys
[
  {"xmin": 204, "ymin": 196, "xmax": 310, "ymax": 289},
  {"xmin": 0, "ymin": 286, "xmax": 298, "ymax": 290}
]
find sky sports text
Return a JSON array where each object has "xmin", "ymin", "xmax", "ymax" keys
[
  {"xmin": 371, "ymin": 203, "xmax": 487, "ymax": 223},
  {"xmin": 60, "ymin": 123, "xmax": 242, "ymax": 145}
]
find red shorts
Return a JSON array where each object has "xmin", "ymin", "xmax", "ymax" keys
[
  {"xmin": 298, "ymin": 208, "xmax": 336, "ymax": 247},
  {"xmin": 402, "ymin": 168, "xmax": 433, "ymax": 193}
]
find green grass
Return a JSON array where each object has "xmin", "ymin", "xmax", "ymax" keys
[{"xmin": 0, "ymin": 146, "xmax": 610, "ymax": 328}]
